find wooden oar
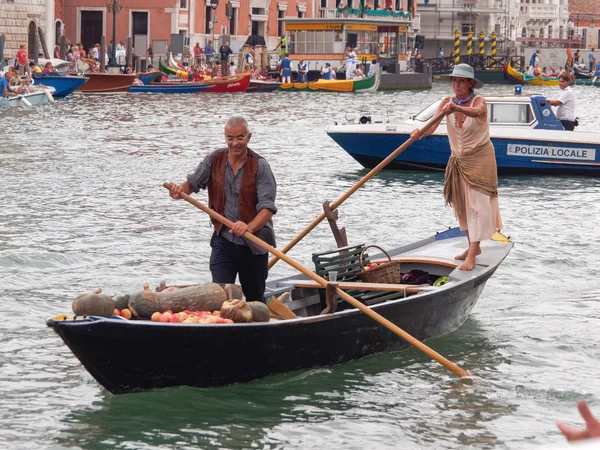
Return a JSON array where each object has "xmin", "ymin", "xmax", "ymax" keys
[
  {"xmin": 268, "ymin": 110, "xmax": 446, "ymax": 269},
  {"xmin": 163, "ymin": 183, "xmax": 469, "ymax": 378}
]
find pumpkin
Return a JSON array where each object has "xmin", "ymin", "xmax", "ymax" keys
[
  {"xmin": 72, "ymin": 294, "xmax": 116, "ymax": 318},
  {"xmin": 128, "ymin": 283, "xmax": 227, "ymax": 319},
  {"xmin": 113, "ymin": 294, "xmax": 130, "ymax": 311},
  {"xmin": 247, "ymin": 301, "xmax": 270, "ymax": 322},
  {"xmin": 220, "ymin": 299, "xmax": 253, "ymax": 323}
]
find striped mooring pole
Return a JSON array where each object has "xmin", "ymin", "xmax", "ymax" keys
[
  {"xmin": 467, "ymin": 28, "xmax": 473, "ymax": 61},
  {"xmin": 491, "ymin": 31, "xmax": 497, "ymax": 69},
  {"xmin": 479, "ymin": 29, "xmax": 485, "ymax": 56},
  {"xmin": 454, "ymin": 27, "xmax": 460, "ymax": 64}
]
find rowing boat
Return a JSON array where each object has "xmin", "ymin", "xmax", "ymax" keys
[{"xmin": 47, "ymin": 227, "xmax": 512, "ymax": 394}]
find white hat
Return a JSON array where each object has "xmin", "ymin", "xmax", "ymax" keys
[{"xmin": 441, "ymin": 63, "xmax": 483, "ymax": 89}]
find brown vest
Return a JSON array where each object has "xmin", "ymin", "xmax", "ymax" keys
[{"xmin": 207, "ymin": 148, "xmax": 259, "ymax": 235}]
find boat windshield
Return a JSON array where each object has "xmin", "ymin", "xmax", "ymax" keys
[{"xmin": 413, "ymin": 100, "xmax": 442, "ymax": 122}]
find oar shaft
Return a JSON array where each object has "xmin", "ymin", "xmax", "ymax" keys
[
  {"xmin": 164, "ymin": 182, "xmax": 469, "ymax": 378},
  {"xmin": 268, "ymin": 110, "xmax": 446, "ymax": 269}
]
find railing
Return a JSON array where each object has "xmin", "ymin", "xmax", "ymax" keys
[{"xmin": 426, "ymin": 55, "xmax": 525, "ymax": 74}]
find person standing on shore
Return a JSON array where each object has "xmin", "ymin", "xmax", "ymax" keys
[
  {"xmin": 549, "ymin": 72, "xmax": 577, "ymax": 131},
  {"xmin": 167, "ymin": 117, "xmax": 277, "ymax": 302},
  {"xmin": 409, "ymin": 64, "xmax": 502, "ymax": 271}
]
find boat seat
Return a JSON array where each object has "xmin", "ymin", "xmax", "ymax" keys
[{"xmin": 312, "ymin": 244, "xmax": 410, "ymax": 308}]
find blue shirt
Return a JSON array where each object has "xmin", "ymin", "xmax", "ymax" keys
[
  {"xmin": 0, "ymin": 78, "xmax": 9, "ymax": 94},
  {"xmin": 589, "ymin": 52, "xmax": 595, "ymax": 63},
  {"xmin": 205, "ymin": 44, "xmax": 214, "ymax": 56}
]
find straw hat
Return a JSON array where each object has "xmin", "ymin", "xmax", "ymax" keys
[{"xmin": 441, "ymin": 63, "xmax": 483, "ymax": 89}]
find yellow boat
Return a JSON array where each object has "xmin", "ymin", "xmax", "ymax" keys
[{"xmin": 505, "ymin": 63, "xmax": 559, "ymax": 86}]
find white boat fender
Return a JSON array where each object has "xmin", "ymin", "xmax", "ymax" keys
[
  {"xmin": 44, "ymin": 89, "xmax": 55, "ymax": 103},
  {"xmin": 20, "ymin": 96, "xmax": 32, "ymax": 107}
]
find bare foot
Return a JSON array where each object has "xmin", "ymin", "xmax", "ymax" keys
[
  {"xmin": 455, "ymin": 248, "xmax": 481, "ymax": 260},
  {"xmin": 459, "ymin": 257, "xmax": 476, "ymax": 271}
]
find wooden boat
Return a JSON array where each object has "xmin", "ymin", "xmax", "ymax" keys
[
  {"xmin": 46, "ymin": 227, "xmax": 512, "ymax": 394},
  {"xmin": 0, "ymin": 87, "xmax": 55, "ymax": 107},
  {"xmin": 247, "ymin": 79, "xmax": 281, "ymax": 92},
  {"xmin": 76, "ymin": 73, "xmax": 137, "ymax": 94},
  {"xmin": 279, "ymin": 70, "xmax": 380, "ymax": 92},
  {"xmin": 505, "ymin": 63, "xmax": 559, "ymax": 86},
  {"xmin": 202, "ymin": 73, "xmax": 251, "ymax": 93},
  {"xmin": 327, "ymin": 93, "xmax": 600, "ymax": 176},
  {"xmin": 128, "ymin": 81, "xmax": 214, "ymax": 94},
  {"xmin": 137, "ymin": 71, "xmax": 162, "ymax": 85},
  {"xmin": 158, "ymin": 57, "xmax": 188, "ymax": 79}
]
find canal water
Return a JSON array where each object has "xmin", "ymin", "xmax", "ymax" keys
[{"xmin": 1, "ymin": 83, "xmax": 599, "ymax": 450}]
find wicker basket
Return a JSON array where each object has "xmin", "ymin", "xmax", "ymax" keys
[{"xmin": 358, "ymin": 245, "xmax": 401, "ymax": 284}]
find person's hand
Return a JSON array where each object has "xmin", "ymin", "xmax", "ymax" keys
[
  {"xmin": 168, "ymin": 182, "xmax": 184, "ymax": 200},
  {"xmin": 229, "ymin": 221, "xmax": 249, "ymax": 236},
  {"xmin": 410, "ymin": 129, "xmax": 421, "ymax": 140},
  {"xmin": 442, "ymin": 101, "xmax": 457, "ymax": 115},
  {"xmin": 557, "ymin": 400, "xmax": 600, "ymax": 441}
]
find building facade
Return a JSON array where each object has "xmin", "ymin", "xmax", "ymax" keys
[
  {"xmin": 59, "ymin": 0, "xmax": 316, "ymax": 62},
  {"xmin": 415, "ymin": 0, "xmax": 573, "ymax": 59},
  {"xmin": 0, "ymin": 0, "xmax": 61, "ymax": 59}
]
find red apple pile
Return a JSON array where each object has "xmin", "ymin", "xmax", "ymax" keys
[{"xmin": 150, "ymin": 310, "xmax": 234, "ymax": 324}]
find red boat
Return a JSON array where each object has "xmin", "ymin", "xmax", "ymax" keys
[
  {"xmin": 76, "ymin": 73, "xmax": 137, "ymax": 94},
  {"xmin": 203, "ymin": 73, "xmax": 250, "ymax": 93}
]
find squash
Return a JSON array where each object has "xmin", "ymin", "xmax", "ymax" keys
[
  {"xmin": 128, "ymin": 283, "xmax": 227, "ymax": 319},
  {"xmin": 247, "ymin": 301, "xmax": 270, "ymax": 322},
  {"xmin": 113, "ymin": 294, "xmax": 130, "ymax": 310},
  {"xmin": 220, "ymin": 299, "xmax": 253, "ymax": 323},
  {"xmin": 72, "ymin": 294, "xmax": 116, "ymax": 318}
]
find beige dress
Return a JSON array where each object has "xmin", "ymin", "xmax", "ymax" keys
[{"xmin": 446, "ymin": 96, "xmax": 503, "ymax": 242}]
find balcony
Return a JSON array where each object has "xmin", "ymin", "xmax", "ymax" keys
[
  {"xmin": 528, "ymin": 4, "xmax": 558, "ymax": 20},
  {"xmin": 318, "ymin": 8, "xmax": 412, "ymax": 22}
]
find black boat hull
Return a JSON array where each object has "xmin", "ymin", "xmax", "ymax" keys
[{"xmin": 49, "ymin": 273, "xmax": 490, "ymax": 394}]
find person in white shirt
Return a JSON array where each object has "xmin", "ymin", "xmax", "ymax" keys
[
  {"xmin": 549, "ymin": 73, "xmax": 577, "ymax": 130},
  {"xmin": 367, "ymin": 59, "xmax": 377, "ymax": 77},
  {"xmin": 229, "ymin": 62, "xmax": 237, "ymax": 76}
]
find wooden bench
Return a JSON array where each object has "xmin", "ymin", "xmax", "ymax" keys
[{"xmin": 312, "ymin": 244, "xmax": 413, "ymax": 307}]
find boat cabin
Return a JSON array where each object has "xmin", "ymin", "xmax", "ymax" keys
[
  {"xmin": 410, "ymin": 95, "xmax": 565, "ymax": 131},
  {"xmin": 282, "ymin": 8, "xmax": 413, "ymax": 75}
]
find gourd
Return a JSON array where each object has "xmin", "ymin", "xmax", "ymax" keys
[
  {"xmin": 220, "ymin": 299, "xmax": 253, "ymax": 323},
  {"xmin": 247, "ymin": 301, "xmax": 270, "ymax": 322},
  {"xmin": 128, "ymin": 283, "xmax": 227, "ymax": 319},
  {"xmin": 113, "ymin": 294, "xmax": 130, "ymax": 311},
  {"xmin": 72, "ymin": 290, "xmax": 116, "ymax": 318}
]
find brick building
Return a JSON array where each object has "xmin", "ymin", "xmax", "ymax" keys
[{"xmin": 0, "ymin": 0, "xmax": 63, "ymax": 60}]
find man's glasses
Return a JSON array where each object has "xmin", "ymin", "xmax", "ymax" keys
[{"xmin": 225, "ymin": 134, "xmax": 248, "ymax": 143}]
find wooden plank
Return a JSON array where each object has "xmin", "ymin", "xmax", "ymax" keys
[
  {"xmin": 294, "ymin": 280, "xmax": 428, "ymax": 293},
  {"xmin": 371, "ymin": 256, "xmax": 459, "ymax": 268}
]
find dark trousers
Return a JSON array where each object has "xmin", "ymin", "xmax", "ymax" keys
[
  {"xmin": 209, "ymin": 234, "xmax": 268, "ymax": 302},
  {"xmin": 560, "ymin": 119, "xmax": 576, "ymax": 131}
]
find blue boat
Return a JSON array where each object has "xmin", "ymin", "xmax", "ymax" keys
[
  {"xmin": 128, "ymin": 81, "xmax": 214, "ymax": 94},
  {"xmin": 31, "ymin": 73, "xmax": 88, "ymax": 97},
  {"xmin": 327, "ymin": 94, "xmax": 600, "ymax": 176},
  {"xmin": 137, "ymin": 71, "xmax": 162, "ymax": 85}
]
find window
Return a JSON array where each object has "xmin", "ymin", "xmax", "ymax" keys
[
  {"xmin": 278, "ymin": 10, "xmax": 284, "ymax": 37},
  {"xmin": 229, "ymin": 7, "xmax": 237, "ymax": 35},
  {"xmin": 180, "ymin": 0, "xmax": 187, "ymax": 8},
  {"xmin": 298, "ymin": 9, "xmax": 304, "ymax": 18},
  {"xmin": 55, "ymin": 20, "xmax": 62, "ymax": 45},
  {"xmin": 205, "ymin": 6, "xmax": 212, "ymax": 34},
  {"xmin": 321, "ymin": 0, "xmax": 327, "ymax": 7},
  {"xmin": 489, "ymin": 103, "xmax": 534, "ymax": 125}
]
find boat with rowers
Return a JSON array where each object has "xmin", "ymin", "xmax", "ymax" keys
[
  {"xmin": 326, "ymin": 93, "xmax": 600, "ymax": 176},
  {"xmin": 47, "ymin": 226, "xmax": 512, "ymax": 394}
]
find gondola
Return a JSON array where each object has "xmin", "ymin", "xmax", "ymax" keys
[{"xmin": 47, "ymin": 227, "xmax": 512, "ymax": 394}]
